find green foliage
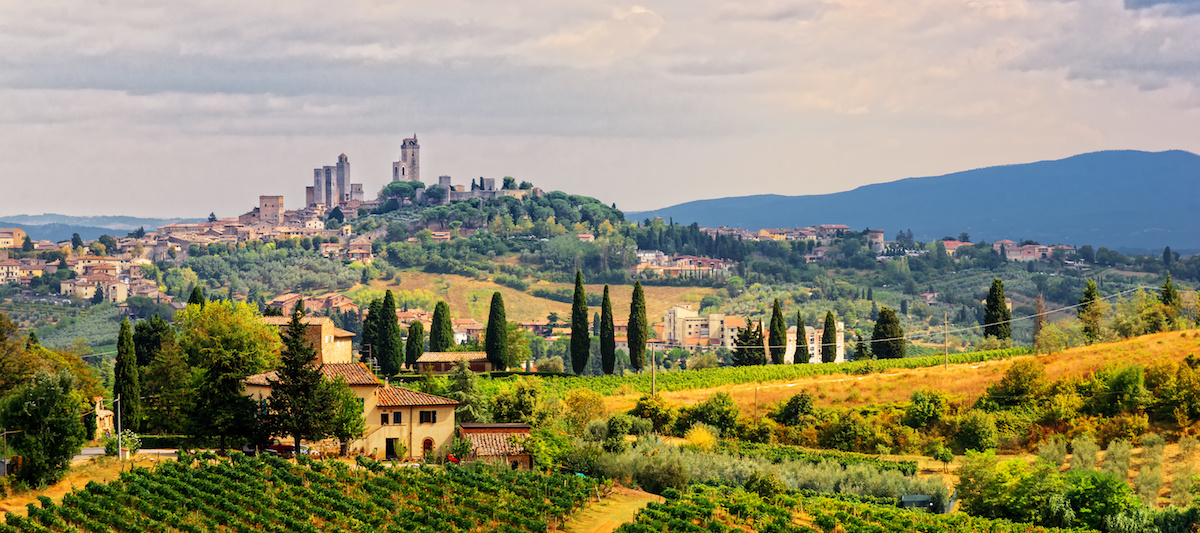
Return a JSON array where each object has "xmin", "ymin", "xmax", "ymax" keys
[
  {"xmin": 871, "ymin": 306, "xmax": 905, "ymax": 359},
  {"xmin": 681, "ymin": 392, "xmax": 739, "ymax": 436},
  {"xmin": 775, "ymin": 391, "xmax": 816, "ymax": 427},
  {"xmin": 1070, "ymin": 434, "xmax": 1100, "ymax": 471},
  {"xmin": 570, "ymin": 270, "xmax": 590, "ymax": 374},
  {"xmin": 768, "ymin": 299, "xmax": 787, "ymax": 364},
  {"xmin": 4, "ymin": 454, "xmax": 599, "ymax": 533},
  {"xmin": 714, "ymin": 440, "xmax": 919, "ymax": 475},
  {"xmin": 795, "ymin": 311, "xmax": 809, "ymax": 363},
  {"xmin": 0, "ymin": 371, "xmax": 86, "ymax": 486},
  {"xmin": 372, "ymin": 291, "xmax": 405, "ymax": 375},
  {"xmin": 132, "ymin": 313, "xmax": 173, "ymax": 367},
  {"xmin": 821, "ymin": 310, "xmax": 838, "ymax": 363},
  {"xmin": 627, "ymin": 282, "xmax": 648, "ymax": 372},
  {"xmin": 405, "ymin": 321, "xmax": 424, "ymax": 369},
  {"xmin": 102, "ymin": 430, "xmax": 141, "ymax": 456},
  {"xmin": 731, "ymin": 321, "xmax": 766, "ymax": 366},
  {"xmin": 429, "ymin": 300, "xmax": 454, "ymax": 353},
  {"xmin": 1079, "ymin": 279, "xmax": 1103, "ymax": 344},
  {"xmin": 142, "ymin": 340, "xmax": 192, "ymax": 434},
  {"xmin": 631, "ymin": 394, "xmax": 678, "ymax": 433},
  {"xmin": 269, "ymin": 303, "xmax": 338, "ymax": 451},
  {"xmin": 599, "ymin": 285, "xmax": 616, "ymax": 375},
  {"xmin": 484, "ymin": 292, "xmax": 508, "ymax": 370},
  {"xmin": 903, "ymin": 388, "xmax": 947, "ymax": 429},
  {"xmin": 113, "ymin": 318, "xmax": 142, "ymax": 431},
  {"xmin": 984, "ymin": 278, "xmax": 1013, "ymax": 340},
  {"xmin": 956, "ymin": 410, "xmax": 999, "ymax": 452}
]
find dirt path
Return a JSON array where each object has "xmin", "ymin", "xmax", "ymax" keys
[{"xmin": 564, "ymin": 486, "xmax": 662, "ymax": 533}]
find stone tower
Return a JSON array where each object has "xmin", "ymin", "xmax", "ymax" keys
[
  {"xmin": 259, "ymin": 195, "xmax": 284, "ymax": 225},
  {"xmin": 392, "ymin": 135, "xmax": 420, "ymax": 183},
  {"xmin": 336, "ymin": 153, "xmax": 350, "ymax": 204}
]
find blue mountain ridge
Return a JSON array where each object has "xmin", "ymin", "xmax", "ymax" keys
[{"xmin": 626, "ymin": 150, "xmax": 1200, "ymax": 250}]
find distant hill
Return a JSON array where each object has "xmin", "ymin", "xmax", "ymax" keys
[
  {"xmin": 0, "ymin": 214, "xmax": 204, "ymax": 242},
  {"xmin": 628, "ymin": 150, "xmax": 1200, "ymax": 250}
]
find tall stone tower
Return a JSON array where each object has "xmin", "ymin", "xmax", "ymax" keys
[
  {"xmin": 392, "ymin": 135, "xmax": 420, "ymax": 183},
  {"xmin": 259, "ymin": 195, "xmax": 284, "ymax": 225},
  {"xmin": 336, "ymin": 153, "xmax": 350, "ymax": 204}
]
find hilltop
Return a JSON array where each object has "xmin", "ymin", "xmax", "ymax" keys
[{"xmin": 629, "ymin": 150, "xmax": 1200, "ymax": 250}]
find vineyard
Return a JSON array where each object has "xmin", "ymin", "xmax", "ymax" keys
[
  {"xmin": 483, "ymin": 347, "xmax": 1032, "ymax": 397},
  {"xmin": 614, "ymin": 484, "xmax": 1093, "ymax": 533},
  {"xmin": 714, "ymin": 441, "xmax": 919, "ymax": 476},
  {"xmin": 2, "ymin": 452, "xmax": 599, "ymax": 533}
]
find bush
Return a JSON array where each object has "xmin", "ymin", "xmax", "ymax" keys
[
  {"xmin": 903, "ymin": 389, "xmax": 946, "ymax": 428},
  {"xmin": 1101, "ymin": 439, "xmax": 1132, "ymax": 480},
  {"xmin": 629, "ymin": 417, "xmax": 654, "ymax": 436},
  {"xmin": 631, "ymin": 395, "xmax": 678, "ymax": 435},
  {"xmin": 634, "ymin": 453, "xmax": 689, "ymax": 495},
  {"xmin": 102, "ymin": 430, "xmax": 142, "ymax": 457},
  {"xmin": 743, "ymin": 470, "xmax": 786, "ymax": 498},
  {"xmin": 955, "ymin": 411, "xmax": 998, "ymax": 452},
  {"xmin": 686, "ymin": 424, "xmax": 719, "ymax": 451},
  {"xmin": 1070, "ymin": 434, "xmax": 1099, "ymax": 471},
  {"xmin": 605, "ymin": 415, "xmax": 633, "ymax": 453},
  {"xmin": 1037, "ymin": 438, "xmax": 1067, "ymax": 467}
]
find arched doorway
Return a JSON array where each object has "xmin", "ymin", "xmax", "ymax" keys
[{"xmin": 422, "ymin": 438, "xmax": 434, "ymax": 458}]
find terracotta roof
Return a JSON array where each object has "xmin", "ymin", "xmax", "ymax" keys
[
  {"xmin": 375, "ymin": 386, "xmax": 457, "ymax": 407},
  {"xmin": 245, "ymin": 362, "xmax": 378, "ymax": 387},
  {"xmin": 260, "ymin": 316, "xmax": 332, "ymax": 326},
  {"xmin": 416, "ymin": 351, "xmax": 488, "ymax": 363},
  {"xmin": 332, "ymin": 327, "xmax": 356, "ymax": 338},
  {"xmin": 464, "ymin": 432, "xmax": 528, "ymax": 457}
]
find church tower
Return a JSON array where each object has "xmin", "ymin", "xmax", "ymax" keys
[{"xmin": 393, "ymin": 135, "xmax": 420, "ymax": 183}]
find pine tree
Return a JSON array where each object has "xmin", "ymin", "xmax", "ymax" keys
[
  {"xmin": 628, "ymin": 282, "xmax": 648, "ymax": 372},
  {"xmin": 855, "ymin": 333, "xmax": 870, "ymax": 361},
  {"xmin": 570, "ymin": 270, "xmax": 590, "ymax": 374},
  {"xmin": 430, "ymin": 300, "xmax": 454, "ymax": 352},
  {"xmin": 485, "ymin": 292, "xmax": 509, "ymax": 370},
  {"xmin": 1078, "ymin": 279, "xmax": 1102, "ymax": 345},
  {"xmin": 188, "ymin": 286, "xmax": 206, "ymax": 308},
  {"xmin": 732, "ymin": 322, "xmax": 766, "ymax": 366},
  {"xmin": 872, "ymin": 307, "xmax": 905, "ymax": 359},
  {"xmin": 795, "ymin": 311, "xmax": 808, "ymax": 363},
  {"xmin": 376, "ymin": 291, "xmax": 403, "ymax": 375},
  {"xmin": 600, "ymin": 285, "xmax": 616, "ymax": 375},
  {"xmin": 1033, "ymin": 293, "xmax": 1047, "ymax": 343},
  {"xmin": 270, "ymin": 302, "xmax": 335, "ymax": 452},
  {"xmin": 821, "ymin": 311, "xmax": 838, "ymax": 363},
  {"xmin": 405, "ymin": 322, "xmax": 425, "ymax": 369},
  {"xmin": 113, "ymin": 318, "xmax": 143, "ymax": 431},
  {"xmin": 983, "ymin": 278, "xmax": 1012, "ymax": 340},
  {"xmin": 133, "ymin": 313, "xmax": 172, "ymax": 367},
  {"xmin": 1161, "ymin": 272, "xmax": 1180, "ymax": 326},
  {"xmin": 768, "ymin": 298, "xmax": 787, "ymax": 364}
]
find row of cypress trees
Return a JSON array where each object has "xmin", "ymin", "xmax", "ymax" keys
[{"xmin": 562, "ymin": 270, "xmax": 648, "ymax": 375}]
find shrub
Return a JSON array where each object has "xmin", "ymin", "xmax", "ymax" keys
[
  {"xmin": 605, "ymin": 415, "xmax": 633, "ymax": 453},
  {"xmin": 775, "ymin": 391, "xmax": 816, "ymax": 427},
  {"xmin": 903, "ymin": 389, "xmax": 947, "ymax": 429},
  {"xmin": 681, "ymin": 393, "xmax": 739, "ymax": 437},
  {"xmin": 102, "ymin": 430, "xmax": 142, "ymax": 457},
  {"xmin": 955, "ymin": 411, "xmax": 998, "ymax": 452},
  {"xmin": 1102, "ymin": 439, "xmax": 1133, "ymax": 480},
  {"xmin": 686, "ymin": 424, "xmax": 718, "ymax": 451},
  {"xmin": 629, "ymin": 417, "xmax": 654, "ymax": 436},
  {"xmin": 743, "ymin": 470, "xmax": 786, "ymax": 498},
  {"xmin": 631, "ymin": 395, "xmax": 678, "ymax": 434},
  {"xmin": 1070, "ymin": 434, "xmax": 1099, "ymax": 471},
  {"xmin": 1037, "ymin": 438, "xmax": 1067, "ymax": 467}
]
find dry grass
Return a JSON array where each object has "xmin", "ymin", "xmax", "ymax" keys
[
  {"xmin": 603, "ymin": 330, "xmax": 1200, "ymax": 415},
  {"xmin": 371, "ymin": 272, "xmax": 718, "ymax": 323},
  {"xmin": 565, "ymin": 486, "xmax": 662, "ymax": 533},
  {"xmin": 0, "ymin": 454, "xmax": 174, "ymax": 516}
]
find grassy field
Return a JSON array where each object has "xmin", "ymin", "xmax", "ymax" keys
[
  {"xmin": 566, "ymin": 486, "xmax": 663, "ymax": 533},
  {"xmin": 602, "ymin": 329, "xmax": 1200, "ymax": 413},
  {"xmin": 369, "ymin": 271, "xmax": 719, "ymax": 323}
]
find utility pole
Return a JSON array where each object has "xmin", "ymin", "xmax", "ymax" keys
[{"xmin": 114, "ymin": 396, "xmax": 123, "ymax": 460}]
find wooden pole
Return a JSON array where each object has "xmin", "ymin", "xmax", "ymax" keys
[
  {"xmin": 651, "ymin": 348, "xmax": 657, "ymax": 396},
  {"xmin": 944, "ymin": 310, "xmax": 949, "ymax": 369}
]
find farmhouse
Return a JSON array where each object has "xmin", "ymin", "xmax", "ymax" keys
[
  {"xmin": 458, "ymin": 423, "xmax": 532, "ymax": 470},
  {"xmin": 415, "ymin": 352, "xmax": 497, "ymax": 374}
]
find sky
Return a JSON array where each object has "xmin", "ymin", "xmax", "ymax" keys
[{"xmin": 2, "ymin": 0, "xmax": 1199, "ymax": 218}]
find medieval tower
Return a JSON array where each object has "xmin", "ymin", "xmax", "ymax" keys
[{"xmin": 392, "ymin": 135, "xmax": 420, "ymax": 182}]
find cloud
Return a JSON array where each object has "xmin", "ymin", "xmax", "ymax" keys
[{"xmin": 523, "ymin": 6, "xmax": 665, "ymax": 67}]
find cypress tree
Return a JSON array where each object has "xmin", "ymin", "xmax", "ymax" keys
[
  {"xmin": 628, "ymin": 282, "xmax": 648, "ymax": 372},
  {"xmin": 113, "ymin": 318, "xmax": 142, "ymax": 431},
  {"xmin": 768, "ymin": 298, "xmax": 787, "ymax": 365},
  {"xmin": 983, "ymin": 278, "xmax": 1012, "ymax": 340},
  {"xmin": 270, "ymin": 301, "xmax": 335, "ymax": 452},
  {"xmin": 188, "ymin": 286, "xmax": 206, "ymax": 308},
  {"xmin": 821, "ymin": 311, "xmax": 838, "ymax": 363},
  {"xmin": 361, "ymin": 298, "xmax": 381, "ymax": 363},
  {"xmin": 405, "ymin": 322, "xmax": 425, "ymax": 369},
  {"xmin": 1033, "ymin": 293, "xmax": 1047, "ymax": 342},
  {"xmin": 794, "ymin": 311, "xmax": 808, "ymax": 363},
  {"xmin": 1078, "ymin": 279, "xmax": 1101, "ymax": 345},
  {"xmin": 485, "ymin": 292, "xmax": 509, "ymax": 370},
  {"xmin": 867, "ymin": 287, "xmax": 874, "ymax": 301},
  {"xmin": 900, "ymin": 299, "xmax": 908, "ymax": 315},
  {"xmin": 377, "ymin": 291, "xmax": 403, "ymax": 375},
  {"xmin": 600, "ymin": 285, "xmax": 616, "ymax": 375},
  {"xmin": 570, "ymin": 270, "xmax": 590, "ymax": 374},
  {"xmin": 1161, "ymin": 272, "xmax": 1180, "ymax": 310},
  {"xmin": 872, "ymin": 307, "xmax": 905, "ymax": 359},
  {"xmin": 430, "ymin": 300, "xmax": 454, "ymax": 352}
]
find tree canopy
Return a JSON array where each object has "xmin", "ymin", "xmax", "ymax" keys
[
  {"xmin": 570, "ymin": 270, "xmax": 590, "ymax": 374},
  {"xmin": 872, "ymin": 306, "xmax": 905, "ymax": 359}
]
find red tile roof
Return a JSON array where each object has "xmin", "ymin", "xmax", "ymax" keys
[
  {"xmin": 374, "ymin": 386, "xmax": 457, "ymax": 407},
  {"xmin": 416, "ymin": 351, "xmax": 488, "ymax": 363},
  {"xmin": 463, "ymin": 432, "xmax": 528, "ymax": 457},
  {"xmin": 245, "ymin": 362, "xmax": 378, "ymax": 387}
]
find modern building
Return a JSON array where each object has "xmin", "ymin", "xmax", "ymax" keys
[{"xmin": 661, "ymin": 305, "xmax": 744, "ymax": 351}]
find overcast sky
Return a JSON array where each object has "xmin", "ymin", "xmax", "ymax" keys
[{"xmin": 2, "ymin": 0, "xmax": 1199, "ymax": 218}]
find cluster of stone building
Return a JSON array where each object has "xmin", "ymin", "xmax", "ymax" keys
[
  {"xmin": 658, "ymin": 304, "xmax": 845, "ymax": 362},
  {"xmin": 630, "ymin": 250, "xmax": 737, "ymax": 278}
]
